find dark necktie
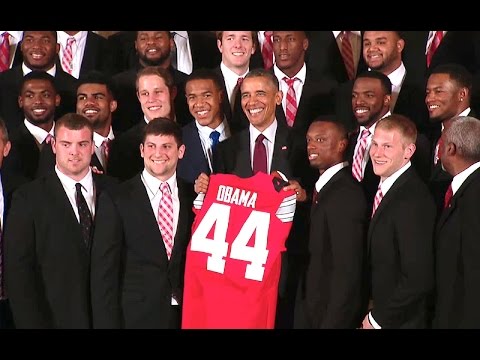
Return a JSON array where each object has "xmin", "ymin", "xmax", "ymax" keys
[
  {"xmin": 444, "ymin": 183, "xmax": 453, "ymax": 209},
  {"xmin": 209, "ymin": 130, "xmax": 220, "ymax": 153},
  {"xmin": 253, "ymin": 134, "xmax": 267, "ymax": 174},
  {"xmin": 75, "ymin": 183, "xmax": 93, "ymax": 248}
]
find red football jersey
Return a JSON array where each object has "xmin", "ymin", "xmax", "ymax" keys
[{"xmin": 182, "ymin": 172, "xmax": 296, "ymax": 329}]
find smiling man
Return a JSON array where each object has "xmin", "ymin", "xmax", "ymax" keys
[
  {"xmin": 361, "ymin": 114, "xmax": 435, "ymax": 329},
  {"xmin": 91, "ymin": 117, "xmax": 196, "ymax": 329}
]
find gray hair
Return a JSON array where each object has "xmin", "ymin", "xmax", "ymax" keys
[{"xmin": 445, "ymin": 116, "xmax": 480, "ymax": 161}]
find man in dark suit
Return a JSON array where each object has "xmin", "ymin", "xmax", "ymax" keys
[
  {"xmin": 361, "ymin": 114, "xmax": 435, "ymax": 329},
  {"xmin": 177, "ymin": 69, "xmax": 230, "ymax": 185},
  {"xmin": 108, "ymin": 66, "xmax": 177, "ymax": 182},
  {"xmin": 426, "ymin": 63, "xmax": 474, "ymax": 215},
  {"xmin": 306, "ymin": 31, "xmax": 367, "ymax": 86},
  {"xmin": 91, "ymin": 118, "xmax": 196, "ymax": 329},
  {"xmin": 4, "ymin": 113, "xmax": 117, "ymax": 328},
  {"xmin": 75, "ymin": 71, "xmax": 118, "ymax": 175},
  {"xmin": 433, "ymin": 115, "xmax": 480, "ymax": 328},
  {"xmin": 0, "ymin": 117, "xmax": 28, "ymax": 329},
  {"xmin": 195, "ymin": 68, "xmax": 316, "ymax": 329},
  {"xmin": 336, "ymin": 31, "xmax": 429, "ymax": 135},
  {"xmin": 294, "ymin": 118, "xmax": 368, "ymax": 329},
  {"xmin": 0, "ymin": 31, "xmax": 77, "ymax": 132},
  {"xmin": 111, "ymin": 31, "xmax": 191, "ymax": 133},
  {"xmin": 271, "ymin": 31, "xmax": 337, "ymax": 140},
  {"xmin": 3, "ymin": 71, "xmax": 58, "ymax": 180},
  {"xmin": 56, "ymin": 31, "xmax": 113, "ymax": 78}
]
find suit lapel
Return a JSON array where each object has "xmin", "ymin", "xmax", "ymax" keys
[
  {"xmin": 169, "ymin": 178, "xmax": 191, "ymax": 264},
  {"xmin": 236, "ymin": 130, "xmax": 253, "ymax": 177},
  {"xmin": 311, "ymin": 167, "xmax": 346, "ymax": 213},
  {"xmin": 271, "ymin": 124, "xmax": 290, "ymax": 176}
]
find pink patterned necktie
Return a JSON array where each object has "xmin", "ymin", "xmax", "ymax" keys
[
  {"xmin": 283, "ymin": 77, "xmax": 299, "ymax": 127},
  {"xmin": 340, "ymin": 31, "xmax": 355, "ymax": 80},
  {"xmin": 62, "ymin": 37, "xmax": 76, "ymax": 75},
  {"xmin": 427, "ymin": 31, "xmax": 443, "ymax": 68},
  {"xmin": 371, "ymin": 182, "xmax": 383, "ymax": 218},
  {"xmin": 352, "ymin": 128, "xmax": 370, "ymax": 182},
  {"xmin": 158, "ymin": 182, "xmax": 174, "ymax": 259},
  {"xmin": 0, "ymin": 32, "xmax": 10, "ymax": 73},
  {"xmin": 262, "ymin": 31, "xmax": 274, "ymax": 70},
  {"xmin": 101, "ymin": 138, "xmax": 111, "ymax": 167},
  {"xmin": 44, "ymin": 133, "xmax": 53, "ymax": 145}
]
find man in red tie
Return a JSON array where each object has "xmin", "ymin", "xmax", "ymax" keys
[
  {"xmin": 433, "ymin": 115, "xmax": 480, "ymax": 328},
  {"xmin": 361, "ymin": 114, "xmax": 435, "ymax": 329}
]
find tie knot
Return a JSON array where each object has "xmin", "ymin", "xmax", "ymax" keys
[
  {"xmin": 360, "ymin": 128, "xmax": 371, "ymax": 139},
  {"xmin": 256, "ymin": 133, "xmax": 266, "ymax": 143},
  {"xmin": 67, "ymin": 37, "xmax": 76, "ymax": 46},
  {"xmin": 102, "ymin": 138, "xmax": 111, "ymax": 148},
  {"xmin": 2, "ymin": 32, "xmax": 9, "ymax": 42},
  {"xmin": 237, "ymin": 77, "xmax": 244, "ymax": 87},
  {"xmin": 264, "ymin": 31, "xmax": 273, "ymax": 38},
  {"xmin": 283, "ymin": 77, "xmax": 298, "ymax": 87},
  {"xmin": 75, "ymin": 183, "xmax": 83, "ymax": 192},
  {"xmin": 160, "ymin": 182, "xmax": 170, "ymax": 194},
  {"xmin": 44, "ymin": 134, "xmax": 53, "ymax": 144},
  {"xmin": 209, "ymin": 130, "xmax": 220, "ymax": 142}
]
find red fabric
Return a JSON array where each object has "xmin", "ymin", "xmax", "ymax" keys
[
  {"xmin": 427, "ymin": 31, "xmax": 444, "ymax": 67},
  {"xmin": 371, "ymin": 182, "xmax": 383, "ymax": 218},
  {"xmin": 158, "ymin": 182, "xmax": 174, "ymax": 259},
  {"xmin": 352, "ymin": 128, "xmax": 371, "ymax": 181},
  {"xmin": 283, "ymin": 77, "xmax": 299, "ymax": 127},
  {"xmin": 444, "ymin": 183, "xmax": 453, "ymax": 209},
  {"xmin": 340, "ymin": 31, "xmax": 355, "ymax": 80},
  {"xmin": 253, "ymin": 134, "xmax": 267, "ymax": 174},
  {"xmin": 61, "ymin": 37, "xmax": 75, "ymax": 74},
  {"xmin": 0, "ymin": 32, "xmax": 10, "ymax": 73},
  {"xmin": 262, "ymin": 31, "xmax": 274, "ymax": 70}
]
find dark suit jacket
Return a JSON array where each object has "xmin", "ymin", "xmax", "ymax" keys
[
  {"xmin": 0, "ymin": 169, "xmax": 28, "ymax": 329},
  {"xmin": 4, "ymin": 171, "xmax": 117, "ymax": 328},
  {"xmin": 0, "ymin": 65, "xmax": 78, "ymax": 132},
  {"xmin": 3, "ymin": 123, "xmax": 55, "ymax": 180},
  {"xmin": 368, "ymin": 167, "xmax": 435, "ymax": 328},
  {"xmin": 177, "ymin": 121, "xmax": 210, "ymax": 185},
  {"xmin": 306, "ymin": 31, "xmax": 368, "ymax": 86},
  {"xmin": 90, "ymin": 174, "xmax": 196, "ymax": 329},
  {"xmin": 111, "ymin": 65, "xmax": 192, "ymax": 133},
  {"xmin": 294, "ymin": 167, "xmax": 368, "ymax": 328},
  {"xmin": 55, "ymin": 32, "xmax": 113, "ymax": 78},
  {"xmin": 433, "ymin": 167, "xmax": 480, "ymax": 328}
]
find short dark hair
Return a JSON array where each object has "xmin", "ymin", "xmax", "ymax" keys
[
  {"xmin": 244, "ymin": 68, "xmax": 279, "ymax": 90},
  {"xmin": 21, "ymin": 70, "xmax": 57, "ymax": 92},
  {"xmin": 54, "ymin": 113, "xmax": 93, "ymax": 140},
  {"xmin": 429, "ymin": 63, "xmax": 473, "ymax": 93},
  {"xmin": 355, "ymin": 70, "xmax": 392, "ymax": 95},
  {"xmin": 186, "ymin": 68, "xmax": 223, "ymax": 92},
  {"xmin": 77, "ymin": 71, "xmax": 116, "ymax": 99},
  {"xmin": 142, "ymin": 117, "xmax": 182, "ymax": 147},
  {"xmin": 311, "ymin": 115, "xmax": 348, "ymax": 141}
]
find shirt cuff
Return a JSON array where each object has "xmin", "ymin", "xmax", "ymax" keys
[{"xmin": 368, "ymin": 311, "xmax": 382, "ymax": 329}]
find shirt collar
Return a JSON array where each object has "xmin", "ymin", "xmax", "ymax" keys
[
  {"xmin": 93, "ymin": 127, "xmax": 115, "ymax": 148},
  {"xmin": 249, "ymin": 119, "xmax": 277, "ymax": 144},
  {"xmin": 22, "ymin": 62, "xmax": 56, "ymax": 76},
  {"xmin": 24, "ymin": 119, "xmax": 54, "ymax": 144},
  {"xmin": 142, "ymin": 168, "xmax": 177, "ymax": 197},
  {"xmin": 380, "ymin": 161, "xmax": 411, "ymax": 196},
  {"xmin": 55, "ymin": 165, "xmax": 94, "ymax": 194},
  {"xmin": 315, "ymin": 161, "xmax": 349, "ymax": 192},
  {"xmin": 451, "ymin": 161, "xmax": 480, "ymax": 195},
  {"xmin": 274, "ymin": 62, "xmax": 307, "ymax": 84}
]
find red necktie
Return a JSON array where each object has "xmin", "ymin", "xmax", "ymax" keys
[
  {"xmin": 158, "ymin": 182, "xmax": 174, "ymax": 259},
  {"xmin": 444, "ymin": 183, "xmax": 453, "ymax": 209},
  {"xmin": 0, "ymin": 32, "xmax": 10, "ymax": 73},
  {"xmin": 340, "ymin": 31, "xmax": 355, "ymax": 80},
  {"xmin": 352, "ymin": 128, "xmax": 370, "ymax": 181},
  {"xmin": 101, "ymin": 138, "xmax": 111, "ymax": 167},
  {"xmin": 62, "ymin": 37, "xmax": 75, "ymax": 74},
  {"xmin": 283, "ymin": 77, "xmax": 298, "ymax": 127},
  {"xmin": 427, "ymin": 31, "xmax": 443, "ymax": 68},
  {"xmin": 262, "ymin": 31, "xmax": 274, "ymax": 70},
  {"xmin": 371, "ymin": 182, "xmax": 383, "ymax": 218},
  {"xmin": 253, "ymin": 134, "xmax": 267, "ymax": 174},
  {"xmin": 312, "ymin": 189, "xmax": 319, "ymax": 205}
]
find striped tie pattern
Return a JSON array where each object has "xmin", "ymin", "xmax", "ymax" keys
[
  {"xmin": 427, "ymin": 31, "xmax": 443, "ymax": 68},
  {"xmin": 371, "ymin": 183, "xmax": 383, "ymax": 218},
  {"xmin": 0, "ymin": 32, "xmax": 10, "ymax": 73},
  {"xmin": 352, "ymin": 128, "xmax": 370, "ymax": 182},
  {"xmin": 340, "ymin": 31, "xmax": 355, "ymax": 80},
  {"xmin": 283, "ymin": 77, "xmax": 298, "ymax": 127},
  {"xmin": 262, "ymin": 31, "xmax": 274, "ymax": 70},
  {"xmin": 61, "ymin": 37, "xmax": 76, "ymax": 75},
  {"xmin": 158, "ymin": 182, "xmax": 174, "ymax": 259}
]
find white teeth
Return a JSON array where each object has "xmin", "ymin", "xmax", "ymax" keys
[
  {"xmin": 33, "ymin": 109, "xmax": 46, "ymax": 114},
  {"xmin": 308, "ymin": 154, "xmax": 318, "ymax": 160},
  {"xmin": 197, "ymin": 110, "xmax": 208, "ymax": 116},
  {"xmin": 85, "ymin": 109, "xmax": 98, "ymax": 114},
  {"xmin": 355, "ymin": 109, "xmax": 368, "ymax": 114},
  {"xmin": 249, "ymin": 108, "xmax": 262, "ymax": 114},
  {"xmin": 428, "ymin": 105, "xmax": 439, "ymax": 110},
  {"xmin": 148, "ymin": 106, "xmax": 161, "ymax": 111},
  {"xmin": 232, "ymin": 52, "xmax": 244, "ymax": 56}
]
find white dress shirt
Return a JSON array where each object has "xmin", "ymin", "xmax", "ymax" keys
[
  {"xmin": 57, "ymin": 31, "xmax": 88, "ymax": 79},
  {"xmin": 171, "ymin": 31, "xmax": 193, "ymax": 75},
  {"xmin": 93, "ymin": 127, "xmax": 115, "ymax": 169},
  {"xmin": 195, "ymin": 119, "xmax": 230, "ymax": 172}
]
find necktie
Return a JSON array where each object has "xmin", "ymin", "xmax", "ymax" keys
[
  {"xmin": 209, "ymin": 130, "xmax": 220, "ymax": 153},
  {"xmin": 283, "ymin": 77, "xmax": 299, "ymax": 127},
  {"xmin": 262, "ymin": 31, "xmax": 274, "ymax": 70},
  {"xmin": 340, "ymin": 31, "xmax": 355, "ymax": 80},
  {"xmin": 44, "ymin": 133, "xmax": 53, "ymax": 145},
  {"xmin": 371, "ymin": 182, "xmax": 383, "ymax": 218},
  {"xmin": 158, "ymin": 182, "xmax": 174, "ymax": 260},
  {"xmin": 427, "ymin": 31, "xmax": 444, "ymax": 68},
  {"xmin": 444, "ymin": 183, "xmax": 453, "ymax": 209},
  {"xmin": 312, "ymin": 189, "xmax": 319, "ymax": 205},
  {"xmin": 253, "ymin": 134, "xmax": 267, "ymax": 174},
  {"xmin": 62, "ymin": 37, "xmax": 76, "ymax": 75},
  {"xmin": 0, "ymin": 32, "xmax": 10, "ymax": 73},
  {"xmin": 170, "ymin": 32, "xmax": 178, "ymax": 69},
  {"xmin": 75, "ymin": 183, "xmax": 93, "ymax": 248},
  {"xmin": 352, "ymin": 128, "xmax": 370, "ymax": 182},
  {"xmin": 101, "ymin": 138, "xmax": 111, "ymax": 168}
]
